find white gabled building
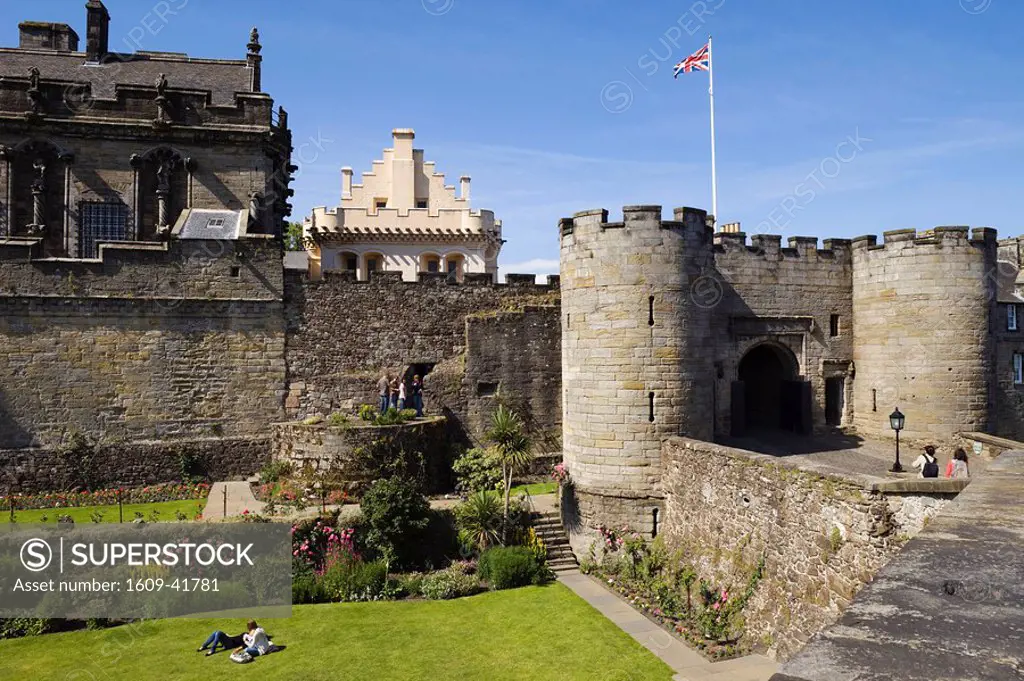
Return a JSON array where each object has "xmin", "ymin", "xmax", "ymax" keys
[{"xmin": 304, "ymin": 128, "xmax": 503, "ymax": 281}]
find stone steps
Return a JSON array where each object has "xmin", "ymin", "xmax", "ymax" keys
[{"xmin": 530, "ymin": 511, "xmax": 577, "ymax": 571}]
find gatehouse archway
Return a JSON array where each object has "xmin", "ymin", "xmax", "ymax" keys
[{"xmin": 733, "ymin": 343, "xmax": 810, "ymax": 435}]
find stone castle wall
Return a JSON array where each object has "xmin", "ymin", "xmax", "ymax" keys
[
  {"xmin": 661, "ymin": 437, "xmax": 955, "ymax": 660},
  {"xmin": 283, "ymin": 270, "xmax": 560, "ymax": 445},
  {"xmin": 712, "ymin": 234, "xmax": 854, "ymax": 435},
  {"xmin": 464, "ymin": 305, "xmax": 561, "ymax": 450},
  {"xmin": 851, "ymin": 228, "xmax": 997, "ymax": 445},
  {"xmin": 0, "ymin": 239, "xmax": 286, "ymax": 489},
  {"xmin": 559, "ymin": 206, "xmax": 716, "ymax": 552}
]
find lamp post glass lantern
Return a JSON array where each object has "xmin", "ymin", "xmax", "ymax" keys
[{"xmin": 889, "ymin": 407, "xmax": 905, "ymax": 473}]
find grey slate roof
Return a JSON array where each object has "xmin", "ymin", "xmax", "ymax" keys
[{"xmin": 0, "ymin": 48, "xmax": 253, "ymax": 106}]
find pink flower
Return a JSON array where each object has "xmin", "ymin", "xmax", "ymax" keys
[{"xmin": 712, "ymin": 603, "xmax": 720, "ymax": 611}]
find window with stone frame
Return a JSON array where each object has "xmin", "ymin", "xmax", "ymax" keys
[
  {"xmin": 1014, "ymin": 353, "xmax": 1023, "ymax": 385},
  {"xmin": 79, "ymin": 200, "xmax": 129, "ymax": 258},
  {"xmin": 1009, "ymin": 304, "xmax": 1018, "ymax": 331}
]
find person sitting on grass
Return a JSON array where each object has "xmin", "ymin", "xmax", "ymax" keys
[
  {"xmin": 236, "ymin": 619, "xmax": 273, "ymax": 659},
  {"xmin": 197, "ymin": 630, "xmax": 245, "ymax": 656}
]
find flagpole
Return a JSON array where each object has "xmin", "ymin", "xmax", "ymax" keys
[{"xmin": 708, "ymin": 35, "xmax": 718, "ymax": 225}]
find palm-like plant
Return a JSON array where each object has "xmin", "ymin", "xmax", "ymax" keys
[
  {"xmin": 455, "ymin": 490, "xmax": 502, "ymax": 552},
  {"xmin": 486, "ymin": 405, "xmax": 533, "ymax": 543}
]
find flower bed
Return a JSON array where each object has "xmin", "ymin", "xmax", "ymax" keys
[
  {"xmin": 580, "ymin": 525, "xmax": 765, "ymax": 661},
  {"xmin": 1, "ymin": 483, "xmax": 210, "ymax": 512}
]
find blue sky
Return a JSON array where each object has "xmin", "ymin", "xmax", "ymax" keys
[{"xmin": 4, "ymin": 0, "xmax": 1023, "ymax": 275}]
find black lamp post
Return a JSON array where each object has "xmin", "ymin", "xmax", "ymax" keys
[{"xmin": 889, "ymin": 407, "xmax": 905, "ymax": 473}]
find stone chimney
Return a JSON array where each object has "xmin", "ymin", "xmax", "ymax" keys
[
  {"xmin": 341, "ymin": 167, "xmax": 353, "ymax": 200},
  {"xmin": 391, "ymin": 129, "xmax": 415, "ymax": 210},
  {"xmin": 85, "ymin": 0, "xmax": 110, "ymax": 62},
  {"xmin": 18, "ymin": 22, "xmax": 80, "ymax": 51},
  {"xmin": 460, "ymin": 175, "xmax": 471, "ymax": 202}
]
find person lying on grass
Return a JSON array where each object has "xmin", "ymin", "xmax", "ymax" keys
[
  {"xmin": 236, "ymin": 619, "xmax": 274, "ymax": 658},
  {"xmin": 197, "ymin": 630, "xmax": 245, "ymax": 656}
]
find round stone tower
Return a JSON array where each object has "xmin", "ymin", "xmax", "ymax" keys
[
  {"xmin": 559, "ymin": 205, "xmax": 715, "ymax": 554},
  {"xmin": 851, "ymin": 227, "xmax": 996, "ymax": 445}
]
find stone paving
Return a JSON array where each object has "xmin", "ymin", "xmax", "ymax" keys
[
  {"xmin": 202, "ymin": 481, "xmax": 264, "ymax": 520},
  {"xmin": 718, "ymin": 430, "xmax": 989, "ymax": 483}
]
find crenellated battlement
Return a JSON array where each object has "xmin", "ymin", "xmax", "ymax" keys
[
  {"xmin": 851, "ymin": 226, "xmax": 997, "ymax": 253},
  {"xmin": 712, "ymin": 231, "xmax": 854, "ymax": 264},
  {"xmin": 559, "ymin": 205, "xmax": 712, "ymax": 241}
]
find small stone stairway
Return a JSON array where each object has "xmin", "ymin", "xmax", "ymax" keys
[{"xmin": 531, "ymin": 510, "xmax": 577, "ymax": 573}]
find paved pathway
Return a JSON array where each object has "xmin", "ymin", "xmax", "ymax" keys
[
  {"xmin": 202, "ymin": 481, "xmax": 264, "ymax": 520},
  {"xmin": 558, "ymin": 571, "xmax": 778, "ymax": 681}
]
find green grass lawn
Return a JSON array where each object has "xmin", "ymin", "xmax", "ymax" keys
[
  {"xmin": 0, "ymin": 584, "xmax": 674, "ymax": 681},
  {"xmin": 510, "ymin": 481, "xmax": 557, "ymax": 497},
  {"xmin": 3, "ymin": 499, "xmax": 206, "ymax": 524}
]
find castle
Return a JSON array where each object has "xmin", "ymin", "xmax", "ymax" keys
[
  {"xmin": 2, "ymin": 3, "xmax": 1024, "ymax": 531},
  {"xmin": 559, "ymin": 205, "xmax": 1024, "ymax": 547},
  {"xmin": 304, "ymin": 128, "xmax": 503, "ymax": 282}
]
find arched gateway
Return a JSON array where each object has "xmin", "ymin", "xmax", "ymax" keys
[{"xmin": 732, "ymin": 343, "xmax": 811, "ymax": 436}]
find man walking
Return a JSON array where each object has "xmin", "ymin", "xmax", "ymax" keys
[{"xmin": 377, "ymin": 373, "xmax": 390, "ymax": 414}]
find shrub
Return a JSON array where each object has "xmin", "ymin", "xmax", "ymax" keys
[
  {"xmin": 420, "ymin": 568, "xmax": 479, "ymax": 600},
  {"xmin": 292, "ymin": 574, "xmax": 325, "ymax": 604},
  {"xmin": 0, "ymin": 618, "xmax": 56, "ymax": 639},
  {"xmin": 320, "ymin": 556, "xmax": 389, "ymax": 602},
  {"xmin": 327, "ymin": 412, "xmax": 351, "ymax": 427},
  {"xmin": 397, "ymin": 572, "xmax": 426, "ymax": 597},
  {"xmin": 373, "ymin": 407, "xmax": 411, "ymax": 426},
  {"xmin": 452, "ymin": 447, "xmax": 502, "ymax": 494},
  {"xmin": 360, "ymin": 477, "xmax": 430, "ymax": 568},
  {"xmin": 358, "ymin": 404, "xmax": 378, "ymax": 421},
  {"xmin": 455, "ymin": 491, "xmax": 502, "ymax": 554},
  {"xmin": 479, "ymin": 546, "xmax": 548, "ymax": 590}
]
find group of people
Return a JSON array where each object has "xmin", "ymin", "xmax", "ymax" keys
[
  {"xmin": 911, "ymin": 445, "xmax": 971, "ymax": 479},
  {"xmin": 377, "ymin": 372, "xmax": 425, "ymax": 416}
]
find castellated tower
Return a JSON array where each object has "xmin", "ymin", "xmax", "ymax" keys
[
  {"xmin": 559, "ymin": 205, "xmax": 715, "ymax": 553},
  {"xmin": 851, "ymin": 227, "xmax": 997, "ymax": 445}
]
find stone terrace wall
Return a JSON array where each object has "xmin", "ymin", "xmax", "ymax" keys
[
  {"xmin": 0, "ymin": 436, "xmax": 269, "ymax": 494},
  {"xmin": 772, "ymin": 450, "xmax": 1024, "ymax": 681},
  {"xmin": 464, "ymin": 305, "xmax": 561, "ymax": 450},
  {"xmin": 660, "ymin": 437, "xmax": 956, "ymax": 660},
  {"xmin": 273, "ymin": 417, "xmax": 450, "ymax": 494},
  {"xmin": 283, "ymin": 270, "xmax": 559, "ymax": 444}
]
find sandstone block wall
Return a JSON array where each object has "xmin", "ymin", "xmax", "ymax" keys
[
  {"xmin": 0, "ymin": 239, "xmax": 286, "ymax": 450},
  {"xmin": 851, "ymin": 228, "xmax": 997, "ymax": 445},
  {"xmin": 660, "ymin": 437, "xmax": 954, "ymax": 660},
  {"xmin": 283, "ymin": 270, "xmax": 559, "ymax": 444},
  {"xmin": 559, "ymin": 206, "xmax": 715, "ymax": 552},
  {"xmin": 712, "ymin": 233, "xmax": 854, "ymax": 435}
]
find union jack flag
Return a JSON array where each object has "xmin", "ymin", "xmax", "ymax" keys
[{"xmin": 673, "ymin": 43, "xmax": 709, "ymax": 78}]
